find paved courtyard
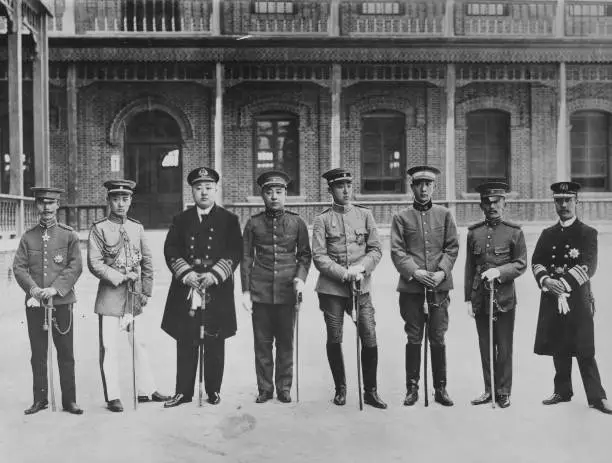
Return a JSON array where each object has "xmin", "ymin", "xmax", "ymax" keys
[{"xmin": 1, "ymin": 227, "xmax": 611, "ymax": 463}]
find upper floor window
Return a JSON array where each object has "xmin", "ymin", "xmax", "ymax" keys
[
  {"xmin": 568, "ymin": 4, "xmax": 612, "ymax": 17},
  {"xmin": 465, "ymin": 3, "xmax": 509, "ymax": 16},
  {"xmin": 361, "ymin": 111, "xmax": 405, "ymax": 194},
  {"xmin": 361, "ymin": 2, "xmax": 402, "ymax": 15},
  {"xmin": 253, "ymin": 112, "xmax": 299, "ymax": 195},
  {"xmin": 253, "ymin": 2, "xmax": 295, "ymax": 14},
  {"xmin": 123, "ymin": 0, "xmax": 181, "ymax": 32},
  {"xmin": 571, "ymin": 110, "xmax": 611, "ymax": 191},
  {"xmin": 466, "ymin": 110, "xmax": 510, "ymax": 192}
]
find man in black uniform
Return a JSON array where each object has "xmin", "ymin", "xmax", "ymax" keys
[
  {"xmin": 241, "ymin": 170, "xmax": 312, "ymax": 403},
  {"xmin": 13, "ymin": 187, "xmax": 84, "ymax": 415},
  {"xmin": 532, "ymin": 181, "xmax": 612, "ymax": 414},
  {"xmin": 465, "ymin": 182, "xmax": 527, "ymax": 408},
  {"xmin": 162, "ymin": 167, "xmax": 243, "ymax": 407}
]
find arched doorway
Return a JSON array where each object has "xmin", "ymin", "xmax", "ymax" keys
[{"xmin": 124, "ymin": 110, "xmax": 182, "ymax": 228}]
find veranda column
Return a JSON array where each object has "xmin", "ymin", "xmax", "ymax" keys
[
  {"xmin": 556, "ymin": 62, "xmax": 570, "ymax": 181},
  {"xmin": 33, "ymin": 12, "xmax": 50, "ymax": 186},
  {"xmin": 214, "ymin": 62, "xmax": 224, "ymax": 203},
  {"xmin": 445, "ymin": 63, "xmax": 456, "ymax": 214},
  {"xmin": 330, "ymin": 63, "xmax": 342, "ymax": 169},
  {"xmin": 66, "ymin": 64, "xmax": 78, "ymax": 206},
  {"xmin": 444, "ymin": 0, "xmax": 455, "ymax": 37},
  {"xmin": 62, "ymin": 0, "xmax": 76, "ymax": 34}
]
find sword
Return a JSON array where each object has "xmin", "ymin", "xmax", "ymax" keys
[
  {"xmin": 295, "ymin": 292, "xmax": 302, "ymax": 403},
  {"xmin": 43, "ymin": 297, "xmax": 57, "ymax": 412},
  {"xmin": 487, "ymin": 280, "xmax": 496, "ymax": 409},
  {"xmin": 127, "ymin": 282, "xmax": 138, "ymax": 411},
  {"xmin": 351, "ymin": 280, "xmax": 363, "ymax": 411},
  {"xmin": 198, "ymin": 287, "xmax": 207, "ymax": 407},
  {"xmin": 423, "ymin": 287, "xmax": 429, "ymax": 408}
]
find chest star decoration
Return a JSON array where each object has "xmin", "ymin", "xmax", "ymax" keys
[
  {"xmin": 54, "ymin": 254, "xmax": 64, "ymax": 264},
  {"xmin": 569, "ymin": 248, "xmax": 580, "ymax": 259},
  {"xmin": 42, "ymin": 231, "xmax": 50, "ymax": 242}
]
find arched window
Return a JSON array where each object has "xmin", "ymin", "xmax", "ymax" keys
[
  {"xmin": 253, "ymin": 112, "xmax": 299, "ymax": 195},
  {"xmin": 570, "ymin": 110, "xmax": 611, "ymax": 191},
  {"xmin": 466, "ymin": 110, "xmax": 510, "ymax": 192},
  {"xmin": 361, "ymin": 110, "xmax": 406, "ymax": 193}
]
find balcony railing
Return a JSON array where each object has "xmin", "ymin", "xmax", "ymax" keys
[
  {"xmin": 0, "ymin": 194, "xmax": 37, "ymax": 239},
  {"xmin": 35, "ymin": 0, "xmax": 612, "ymax": 39}
]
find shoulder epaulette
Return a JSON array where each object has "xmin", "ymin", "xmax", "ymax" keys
[
  {"xmin": 58, "ymin": 223, "xmax": 74, "ymax": 231},
  {"xmin": 318, "ymin": 207, "xmax": 331, "ymax": 215},
  {"xmin": 354, "ymin": 204, "xmax": 370, "ymax": 210},
  {"xmin": 25, "ymin": 224, "xmax": 38, "ymax": 233},
  {"xmin": 501, "ymin": 219, "xmax": 521, "ymax": 229},
  {"xmin": 285, "ymin": 210, "xmax": 299, "ymax": 215},
  {"xmin": 468, "ymin": 221, "xmax": 485, "ymax": 230},
  {"xmin": 93, "ymin": 217, "xmax": 107, "ymax": 225},
  {"xmin": 127, "ymin": 217, "xmax": 141, "ymax": 224},
  {"xmin": 252, "ymin": 211, "xmax": 265, "ymax": 218}
]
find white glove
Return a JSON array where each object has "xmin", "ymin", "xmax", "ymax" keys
[
  {"xmin": 188, "ymin": 287, "xmax": 202, "ymax": 311},
  {"xmin": 467, "ymin": 301, "xmax": 474, "ymax": 318},
  {"xmin": 558, "ymin": 293, "xmax": 570, "ymax": 315},
  {"xmin": 293, "ymin": 278, "xmax": 305, "ymax": 295},
  {"xmin": 481, "ymin": 268, "xmax": 501, "ymax": 282},
  {"xmin": 26, "ymin": 297, "xmax": 41, "ymax": 308},
  {"xmin": 120, "ymin": 313, "xmax": 134, "ymax": 332},
  {"xmin": 242, "ymin": 291, "xmax": 253, "ymax": 313}
]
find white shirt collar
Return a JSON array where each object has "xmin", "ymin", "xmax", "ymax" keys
[
  {"xmin": 197, "ymin": 204, "xmax": 214, "ymax": 222},
  {"xmin": 559, "ymin": 216, "xmax": 577, "ymax": 228}
]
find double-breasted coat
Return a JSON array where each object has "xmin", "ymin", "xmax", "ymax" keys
[
  {"xmin": 87, "ymin": 216, "xmax": 153, "ymax": 317},
  {"xmin": 532, "ymin": 219, "xmax": 597, "ymax": 357},
  {"xmin": 162, "ymin": 205, "xmax": 243, "ymax": 341},
  {"xmin": 464, "ymin": 220, "xmax": 527, "ymax": 314}
]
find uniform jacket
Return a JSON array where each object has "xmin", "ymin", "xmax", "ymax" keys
[
  {"xmin": 390, "ymin": 203, "xmax": 459, "ymax": 293},
  {"xmin": 161, "ymin": 204, "xmax": 243, "ymax": 341},
  {"xmin": 241, "ymin": 209, "xmax": 312, "ymax": 305},
  {"xmin": 464, "ymin": 219, "xmax": 527, "ymax": 314},
  {"xmin": 532, "ymin": 219, "xmax": 597, "ymax": 357},
  {"xmin": 13, "ymin": 222, "xmax": 83, "ymax": 305},
  {"xmin": 312, "ymin": 203, "xmax": 382, "ymax": 297},
  {"xmin": 87, "ymin": 215, "xmax": 153, "ymax": 317}
]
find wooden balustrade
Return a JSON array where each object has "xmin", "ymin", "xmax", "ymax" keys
[
  {"xmin": 565, "ymin": 0, "xmax": 612, "ymax": 37},
  {"xmin": 57, "ymin": 205, "xmax": 107, "ymax": 231},
  {"xmin": 0, "ymin": 194, "xmax": 37, "ymax": 239}
]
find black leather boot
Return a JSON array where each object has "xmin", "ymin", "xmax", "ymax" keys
[
  {"xmin": 432, "ymin": 345, "xmax": 454, "ymax": 407},
  {"xmin": 403, "ymin": 344, "xmax": 421, "ymax": 406},
  {"xmin": 362, "ymin": 346, "xmax": 387, "ymax": 409},
  {"xmin": 327, "ymin": 343, "xmax": 346, "ymax": 406}
]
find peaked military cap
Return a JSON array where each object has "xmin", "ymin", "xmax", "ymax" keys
[
  {"xmin": 103, "ymin": 179, "xmax": 136, "ymax": 195},
  {"xmin": 322, "ymin": 168, "xmax": 352, "ymax": 185},
  {"xmin": 551, "ymin": 181, "xmax": 581, "ymax": 198},
  {"xmin": 475, "ymin": 181, "xmax": 509, "ymax": 201},
  {"xmin": 407, "ymin": 165, "xmax": 441, "ymax": 182},
  {"xmin": 31, "ymin": 186, "xmax": 64, "ymax": 200},
  {"xmin": 187, "ymin": 167, "xmax": 220, "ymax": 186},
  {"xmin": 257, "ymin": 170, "xmax": 291, "ymax": 189}
]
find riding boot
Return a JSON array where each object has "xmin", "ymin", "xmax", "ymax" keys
[
  {"xmin": 431, "ymin": 345, "xmax": 454, "ymax": 407},
  {"xmin": 404, "ymin": 343, "xmax": 421, "ymax": 406},
  {"xmin": 326, "ymin": 343, "xmax": 346, "ymax": 405},
  {"xmin": 361, "ymin": 346, "xmax": 387, "ymax": 409}
]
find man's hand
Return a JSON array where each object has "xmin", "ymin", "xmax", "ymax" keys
[
  {"xmin": 39, "ymin": 287, "xmax": 58, "ymax": 300},
  {"xmin": 30, "ymin": 287, "xmax": 44, "ymax": 301},
  {"xmin": 467, "ymin": 301, "xmax": 475, "ymax": 318},
  {"xmin": 138, "ymin": 294, "xmax": 149, "ymax": 308},
  {"xmin": 242, "ymin": 291, "xmax": 253, "ymax": 313},
  {"xmin": 430, "ymin": 271, "xmax": 446, "ymax": 287},
  {"xmin": 542, "ymin": 277, "xmax": 567, "ymax": 297},
  {"xmin": 293, "ymin": 278, "xmax": 305, "ymax": 296},
  {"xmin": 346, "ymin": 265, "xmax": 366, "ymax": 282},
  {"xmin": 183, "ymin": 271, "xmax": 203, "ymax": 290},
  {"xmin": 481, "ymin": 268, "xmax": 501, "ymax": 282},
  {"xmin": 124, "ymin": 271, "xmax": 139, "ymax": 283},
  {"xmin": 199, "ymin": 272, "xmax": 218, "ymax": 289},
  {"xmin": 413, "ymin": 269, "xmax": 435, "ymax": 287}
]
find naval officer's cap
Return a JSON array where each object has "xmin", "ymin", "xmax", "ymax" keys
[
  {"xmin": 257, "ymin": 170, "xmax": 292, "ymax": 189},
  {"xmin": 187, "ymin": 167, "xmax": 220, "ymax": 186},
  {"xmin": 407, "ymin": 165, "xmax": 441, "ymax": 182},
  {"xmin": 103, "ymin": 179, "xmax": 136, "ymax": 195},
  {"xmin": 31, "ymin": 186, "xmax": 64, "ymax": 201},
  {"xmin": 322, "ymin": 168, "xmax": 352, "ymax": 185},
  {"xmin": 475, "ymin": 181, "xmax": 508, "ymax": 203},
  {"xmin": 550, "ymin": 181, "xmax": 581, "ymax": 199}
]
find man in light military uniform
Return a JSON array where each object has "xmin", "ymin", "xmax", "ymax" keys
[
  {"xmin": 465, "ymin": 182, "xmax": 527, "ymax": 409},
  {"xmin": 88, "ymin": 179, "xmax": 169, "ymax": 412},
  {"xmin": 13, "ymin": 187, "xmax": 84, "ymax": 415},
  {"xmin": 241, "ymin": 170, "xmax": 312, "ymax": 404},
  {"xmin": 390, "ymin": 165, "xmax": 459, "ymax": 407},
  {"xmin": 532, "ymin": 181, "xmax": 612, "ymax": 414},
  {"xmin": 312, "ymin": 168, "xmax": 387, "ymax": 409},
  {"xmin": 162, "ymin": 167, "xmax": 243, "ymax": 408}
]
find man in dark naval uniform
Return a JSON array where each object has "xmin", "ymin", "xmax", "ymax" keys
[
  {"xmin": 465, "ymin": 182, "xmax": 527, "ymax": 408},
  {"xmin": 390, "ymin": 165, "xmax": 459, "ymax": 407},
  {"xmin": 312, "ymin": 168, "xmax": 387, "ymax": 409},
  {"xmin": 162, "ymin": 167, "xmax": 243, "ymax": 408},
  {"xmin": 241, "ymin": 170, "xmax": 312, "ymax": 404},
  {"xmin": 13, "ymin": 187, "xmax": 84, "ymax": 415},
  {"xmin": 532, "ymin": 181, "xmax": 612, "ymax": 414}
]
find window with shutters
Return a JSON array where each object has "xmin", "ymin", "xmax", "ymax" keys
[
  {"xmin": 466, "ymin": 110, "xmax": 510, "ymax": 192},
  {"xmin": 361, "ymin": 111, "xmax": 406, "ymax": 193},
  {"xmin": 253, "ymin": 112, "xmax": 299, "ymax": 195},
  {"xmin": 570, "ymin": 110, "xmax": 611, "ymax": 191}
]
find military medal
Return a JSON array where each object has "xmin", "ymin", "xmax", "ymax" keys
[
  {"xmin": 569, "ymin": 248, "xmax": 580, "ymax": 259},
  {"xmin": 54, "ymin": 254, "xmax": 64, "ymax": 264},
  {"xmin": 42, "ymin": 231, "xmax": 50, "ymax": 242}
]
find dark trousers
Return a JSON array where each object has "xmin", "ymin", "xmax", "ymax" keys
[
  {"xmin": 175, "ymin": 336, "xmax": 225, "ymax": 399},
  {"xmin": 475, "ymin": 309, "xmax": 515, "ymax": 395},
  {"xmin": 252, "ymin": 302, "xmax": 295, "ymax": 394},
  {"xmin": 399, "ymin": 291, "xmax": 449, "ymax": 346},
  {"xmin": 25, "ymin": 304, "xmax": 76, "ymax": 407},
  {"xmin": 553, "ymin": 355, "xmax": 607, "ymax": 404}
]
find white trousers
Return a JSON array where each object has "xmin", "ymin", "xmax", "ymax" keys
[{"xmin": 99, "ymin": 315, "xmax": 156, "ymax": 402}]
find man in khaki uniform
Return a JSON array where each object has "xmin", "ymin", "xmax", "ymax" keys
[{"xmin": 88, "ymin": 179, "xmax": 169, "ymax": 412}]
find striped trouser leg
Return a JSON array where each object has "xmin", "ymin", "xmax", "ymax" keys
[{"xmin": 99, "ymin": 315, "xmax": 121, "ymax": 402}]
